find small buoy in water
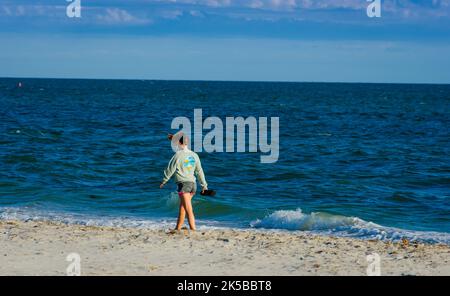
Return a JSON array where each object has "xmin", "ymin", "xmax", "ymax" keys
[
  {"xmin": 16, "ymin": 130, "xmax": 21, "ymax": 134},
  {"xmin": 17, "ymin": 82, "xmax": 22, "ymax": 88}
]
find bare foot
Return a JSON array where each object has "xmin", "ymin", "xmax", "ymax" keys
[{"xmin": 168, "ymin": 229, "xmax": 180, "ymax": 235}]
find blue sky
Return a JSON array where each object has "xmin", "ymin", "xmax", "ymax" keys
[{"xmin": 1, "ymin": 0, "xmax": 450, "ymax": 83}]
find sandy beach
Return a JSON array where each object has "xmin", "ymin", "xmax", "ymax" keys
[{"xmin": 0, "ymin": 220, "xmax": 449, "ymax": 276}]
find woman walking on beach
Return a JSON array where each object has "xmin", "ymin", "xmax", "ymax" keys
[{"xmin": 160, "ymin": 133, "xmax": 208, "ymax": 231}]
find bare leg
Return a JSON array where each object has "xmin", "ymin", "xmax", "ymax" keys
[
  {"xmin": 180, "ymin": 193, "xmax": 196, "ymax": 231},
  {"xmin": 175, "ymin": 200, "xmax": 186, "ymax": 231}
]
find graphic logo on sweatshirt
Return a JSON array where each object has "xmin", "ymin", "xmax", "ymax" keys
[{"xmin": 183, "ymin": 156, "xmax": 196, "ymax": 172}]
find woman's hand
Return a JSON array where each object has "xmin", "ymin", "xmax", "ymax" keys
[{"xmin": 160, "ymin": 183, "xmax": 165, "ymax": 189}]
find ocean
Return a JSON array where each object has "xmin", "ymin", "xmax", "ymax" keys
[{"xmin": 1, "ymin": 78, "xmax": 449, "ymax": 244}]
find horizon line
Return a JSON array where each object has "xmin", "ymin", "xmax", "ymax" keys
[{"xmin": 1, "ymin": 76, "xmax": 450, "ymax": 86}]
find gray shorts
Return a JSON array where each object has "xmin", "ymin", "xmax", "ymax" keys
[{"xmin": 177, "ymin": 182, "xmax": 197, "ymax": 196}]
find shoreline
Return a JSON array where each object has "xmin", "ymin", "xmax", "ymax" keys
[{"xmin": 1, "ymin": 220, "xmax": 449, "ymax": 276}]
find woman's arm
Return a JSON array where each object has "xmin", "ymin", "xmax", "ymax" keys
[
  {"xmin": 194, "ymin": 155, "xmax": 208, "ymax": 191},
  {"xmin": 161, "ymin": 154, "xmax": 177, "ymax": 186}
]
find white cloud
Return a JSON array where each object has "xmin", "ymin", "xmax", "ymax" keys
[
  {"xmin": 189, "ymin": 10, "xmax": 205, "ymax": 17},
  {"xmin": 148, "ymin": 0, "xmax": 450, "ymax": 12},
  {"xmin": 0, "ymin": 4, "xmax": 60, "ymax": 17},
  {"xmin": 160, "ymin": 9, "xmax": 184, "ymax": 19},
  {"xmin": 96, "ymin": 8, "xmax": 152, "ymax": 25},
  {"xmin": 151, "ymin": 0, "xmax": 363, "ymax": 10},
  {"xmin": 1, "ymin": 0, "xmax": 449, "ymax": 24}
]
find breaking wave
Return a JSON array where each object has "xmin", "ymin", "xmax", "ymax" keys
[{"xmin": 250, "ymin": 209, "xmax": 450, "ymax": 244}]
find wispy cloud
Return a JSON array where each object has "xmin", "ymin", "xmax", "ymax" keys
[
  {"xmin": 143, "ymin": 0, "xmax": 450, "ymax": 12},
  {"xmin": 2, "ymin": 0, "xmax": 450, "ymax": 21},
  {"xmin": 96, "ymin": 8, "xmax": 153, "ymax": 25},
  {"xmin": 0, "ymin": 0, "xmax": 449, "ymax": 41},
  {"xmin": 0, "ymin": 4, "xmax": 62, "ymax": 17},
  {"xmin": 160, "ymin": 9, "xmax": 184, "ymax": 20}
]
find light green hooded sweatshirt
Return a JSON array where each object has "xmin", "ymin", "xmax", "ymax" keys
[{"xmin": 162, "ymin": 147, "xmax": 208, "ymax": 189}]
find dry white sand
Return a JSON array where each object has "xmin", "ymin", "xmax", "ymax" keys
[{"xmin": 0, "ymin": 220, "xmax": 449, "ymax": 276}]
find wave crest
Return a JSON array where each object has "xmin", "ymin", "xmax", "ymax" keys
[
  {"xmin": 250, "ymin": 209, "xmax": 356, "ymax": 231},
  {"xmin": 250, "ymin": 208, "xmax": 450, "ymax": 244}
]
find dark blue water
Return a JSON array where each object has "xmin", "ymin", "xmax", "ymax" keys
[{"xmin": 1, "ymin": 78, "xmax": 449, "ymax": 243}]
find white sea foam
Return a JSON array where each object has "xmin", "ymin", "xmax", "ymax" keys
[
  {"xmin": 0, "ymin": 207, "xmax": 223, "ymax": 230},
  {"xmin": 0, "ymin": 207, "xmax": 168, "ymax": 229},
  {"xmin": 250, "ymin": 209, "xmax": 356, "ymax": 231},
  {"xmin": 1, "ymin": 207, "xmax": 449, "ymax": 244},
  {"xmin": 250, "ymin": 208, "xmax": 450, "ymax": 244}
]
